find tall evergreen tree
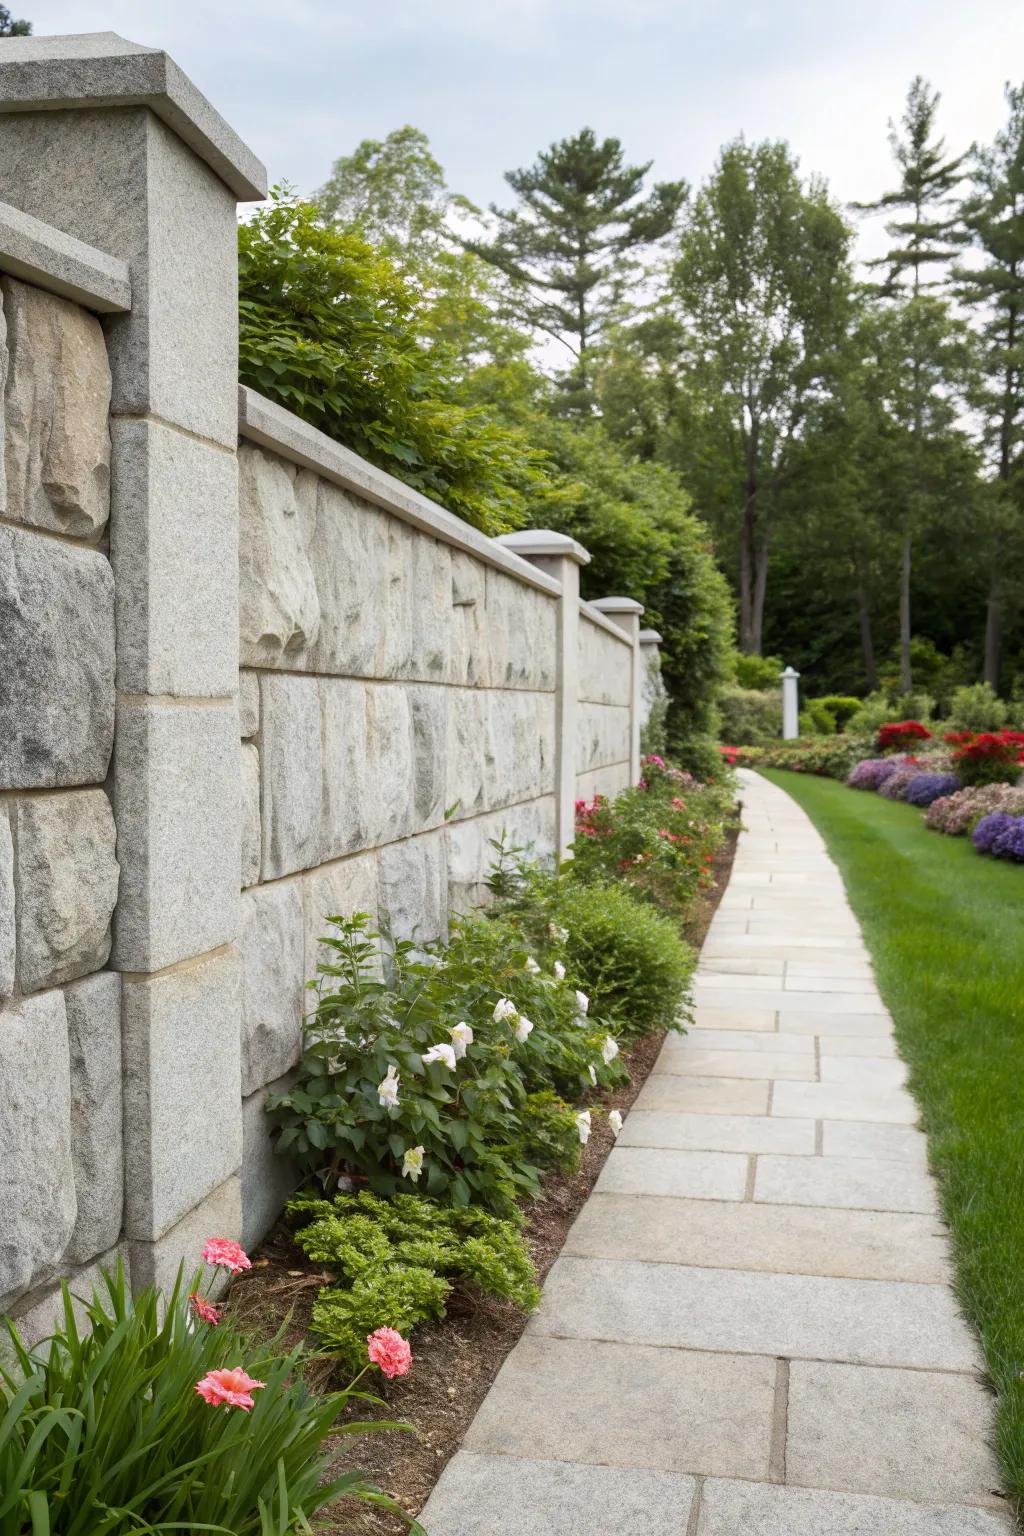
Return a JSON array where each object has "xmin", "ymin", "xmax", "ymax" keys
[
  {"xmin": 469, "ymin": 129, "xmax": 686, "ymax": 409},
  {"xmin": 854, "ymin": 78, "xmax": 967, "ymax": 689},
  {"xmin": 957, "ymin": 83, "xmax": 1024, "ymax": 687}
]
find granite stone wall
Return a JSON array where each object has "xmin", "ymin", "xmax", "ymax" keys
[{"xmin": 576, "ymin": 609, "xmax": 634, "ymax": 801}]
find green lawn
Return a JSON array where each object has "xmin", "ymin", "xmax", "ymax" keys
[{"xmin": 761, "ymin": 768, "xmax": 1024, "ymax": 1512}]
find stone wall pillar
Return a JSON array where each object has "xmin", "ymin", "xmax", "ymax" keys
[
  {"xmin": 497, "ymin": 530, "xmax": 590, "ymax": 862},
  {"xmin": 782, "ymin": 665, "xmax": 801, "ymax": 740},
  {"xmin": 0, "ymin": 33, "xmax": 267, "ymax": 1291},
  {"xmin": 591, "ymin": 598, "xmax": 645, "ymax": 783},
  {"xmin": 638, "ymin": 627, "xmax": 665, "ymax": 738}
]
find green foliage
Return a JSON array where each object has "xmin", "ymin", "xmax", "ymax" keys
[
  {"xmin": 717, "ymin": 686, "xmax": 781, "ymax": 745},
  {"xmin": 0, "ymin": 1260, "xmax": 412, "ymax": 1535},
  {"xmin": 238, "ymin": 192, "xmax": 549, "ymax": 536},
  {"xmin": 846, "ymin": 688, "xmax": 936, "ymax": 736},
  {"xmin": 799, "ymin": 700, "xmax": 839, "ymax": 736},
  {"xmin": 732, "ymin": 652, "xmax": 783, "ymax": 689},
  {"xmin": 0, "ymin": 6, "xmax": 31, "ymax": 35},
  {"xmin": 744, "ymin": 737, "xmax": 870, "ymax": 780},
  {"xmin": 812, "ymin": 695, "xmax": 863, "ymax": 730},
  {"xmin": 287, "ymin": 1191, "xmax": 539, "ymax": 1370},
  {"xmin": 267, "ymin": 913, "xmax": 625, "ymax": 1217},
  {"xmin": 947, "ymin": 682, "xmax": 1009, "ymax": 732}
]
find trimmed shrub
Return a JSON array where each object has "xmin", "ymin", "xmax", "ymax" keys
[
  {"xmin": 812, "ymin": 695, "xmax": 863, "ymax": 731},
  {"xmin": 947, "ymin": 683, "xmax": 1009, "ymax": 733},
  {"xmin": 732, "ymin": 652, "xmax": 783, "ymax": 689},
  {"xmin": 904, "ymin": 772, "xmax": 962, "ymax": 807},
  {"xmin": 717, "ymin": 685, "xmax": 781, "ymax": 746},
  {"xmin": 799, "ymin": 700, "xmax": 838, "ymax": 737},
  {"xmin": 754, "ymin": 737, "xmax": 868, "ymax": 779}
]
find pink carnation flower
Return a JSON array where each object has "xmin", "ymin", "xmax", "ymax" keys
[
  {"xmin": 189, "ymin": 1292, "xmax": 222, "ymax": 1325},
  {"xmin": 194, "ymin": 1367, "xmax": 266, "ymax": 1411},
  {"xmin": 367, "ymin": 1326, "xmax": 412, "ymax": 1379},
  {"xmin": 202, "ymin": 1237, "xmax": 252, "ymax": 1275}
]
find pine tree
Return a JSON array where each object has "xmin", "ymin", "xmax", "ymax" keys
[
  {"xmin": 469, "ymin": 129, "xmax": 686, "ymax": 409},
  {"xmin": 854, "ymin": 78, "xmax": 968, "ymax": 689}
]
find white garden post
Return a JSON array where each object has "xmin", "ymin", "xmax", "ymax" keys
[{"xmin": 782, "ymin": 665, "xmax": 801, "ymax": 740}]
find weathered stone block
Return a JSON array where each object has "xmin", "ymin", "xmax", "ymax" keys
[
  {"xmin": 307, "ymin": 480, "xmax": 388, "ymax": 677},
  {"xmin": 0, "ymin": 806, "xmax": 13, "ymax": 998},
  {"xmin": 0, "ymin": 524, "xmax": 114, "ymax": 789},
  {"xmin": 446, "ymin": 689, "xmax": 486, "ymax": 821},
  {"xmin": 449, "ymin": 550, "xmax": 485, "ymax": 686},
  {"xmin": 446, "ymin": 798, "xmax": 556, "ymax": 912},
  {"xmin": 485, "ymin": 691, "xmax": 556, "ymax": 809},
  {"xmin": 15, "ymin": 789, "xmax": 119, "ymax": 992},
  {"xmin": 111, "ymin": 700, "xmax": 240, "ymax": 972},
  {"xmin": 242, "ymin": 1074, "xmax": 299, "ymax": 1251},
  {"xmin": 65, "ymin": 972, "xmax": 123, "ymax": 1265},
  {"xmin": 0, "ymin": 286, "xmax": 7, "ymax": 515},
  {"xmin": 5, "ymin": 1246, "xmax": 128, "ymax": 1353},
  {"xmin": 238, "ymin": 444, "xmax": 320, "ymax": 667},
  {"xmin": 483, "ymin": 568, "xmax": 557, "ymax": 690},
  {"xmin": 239, "ymin": 669, "xmax": 260, "ymax": 738},
  {"xmin": 260, "ymin": 674, "xmax": 321, "ymax": 879},
  {"xmin": 410, "ymin": 685, "xmax": 447, "ymax": 827},
  {"xmin": 319, "ymin": 679, "xmax": 372, "ymax": 859},
  {"xmin": 129, "ymin": 1176, "xmax": 242, "ymax": 1299},
  {"xmin": 0, "ymin": 989, "xmax": 75, "ymax": 1310},
  {"xmin": 407, "ymin": 536, "xmax": 452, "ymax": 682},
  {"xmin": 122, "ymin": 947, "xmax": 242, "ymax": 1241},
  {"xmin": 1, "ymin": 276, "xmax": 111, "ymax": 538},
  {"xmin": 376, "ymin": 519, "xmax": 418, "ymax": 678},
  {"xmin": 240, "ymin": 881, "xmax": 305, "ymax": 1096},
  {"xmin": 303, "ymin": 851, "xmax": 379, "ymax": 986},
  {"xmin": 112, "ymin": 417, "xmax": 239, "ymax": 696},
  {"xmin": 576, "ymin": 702, "xmax": 631, "ymax": 773},
  {"xmin": 578, "ymin": 614, "xmax": 632, "ymax": 706},
  {"xmin": 378, "ymin": 832, "xmax": 447, "ymax": 946},
  {"xmin": 240, "ymin": 742, "xmax": 261, "ymax": 888},
  {"xmin": 576, "ymin": 761, "xmax": 630, "ymax": 804}
]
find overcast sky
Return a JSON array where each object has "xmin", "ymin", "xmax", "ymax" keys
[{"xmin": 27, "ymin": 0, "xmax": 1024, "ymax": 262}]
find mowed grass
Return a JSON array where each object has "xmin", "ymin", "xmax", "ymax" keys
[{"xmin": 761, "ymin": 768, "xmax": 1024, "ymax": 1511}]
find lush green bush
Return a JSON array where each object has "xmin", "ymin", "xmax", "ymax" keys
[
  {"xmin": 287, "ymin": 1191, "xmax": 540, "ymax": 1371},
  {"xmin": 810, "ymin": 695, "xmax": 862, "ymax": 731},
  {"xmin": 0, "ymin": 1260, "xmax": 409, "ymax": 1535},
  {"xmin": 732, "ymin": 652, "xmax": 783, "ymax": 689},
  {"xmin": 718, "ymin": 685, "xmax": 781, "ymax": 745},
  {"xmin": 799, "ymin": 700, "xmax": 838, "ymax": 736},
  {"xmin": 750, "ymin": 736, "xmax": 870, "ymax": 779},
  {"xmin": 267, "ymin": 913, "xmax": 624, "ymax": 1217},
  {"xmin": 947, "ymin": 683, "xmax": 1009, "ymax": 733}
]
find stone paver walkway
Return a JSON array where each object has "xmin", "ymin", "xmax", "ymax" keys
[{"xmin": 421, "ymin": 770, "xmax": 1013, "ymax": 1534}]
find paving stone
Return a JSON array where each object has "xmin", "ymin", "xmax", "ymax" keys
[
  {"xmin": 696, "ymin": 1479, "xmax": 1012, "ymax": 1534},
  {"xmin": 620, "ymin": 1110, "xmax": 815, "ymax": 1155},
  {"xmin": 823, "ymin": 1120, "xmax": 930, "ymax": 1163},
  {"xmin": 421, "ymin": 1452, "xmax": 697, "ymax": 1536},
  {"xmin": 656, "ymin": 1047, "xmax": 816, "ymax": 1081},
  {"xmin": 699, "ymin": 958, "xmax": 785, "ymax": 976},
  {"xmin": 464, "ymin": 1334, "xmax": 775, "ymax": 1479},
  {"xmin": 692, "ymin": 1006, "xmax": 777, "ymax": 1031},
  {"xmin": 777, "ymin": 1010, "xmax": 898, "ymax": 1037},
  {"xmin": 785, "ymin": 973, "xmax": 883, "ymax": 994},
  {"xmin": 819, "ymin": 1055, "xmax": 909, "ymax": 1088},
  {"xmin": 565, "ymin": 1194, "xmax": 951, "ymax": 1283},
  {"xmin": 754, "ymin": 1154, "xmax": 937, "ymax": 1214},
  {"xmin": 693, "ymin": 987, "xmax": 887, "ymax": 1015},
  {"xmin": 680, "ymin": 1028, "xmax": 813, "ymax": 1054},
  {"xmin": 698, "ymin": 972, "xmax": 787, "ymax": 992},
  {"xmin": 787, "ymin": 1359, "xmax": 1005, "ymax": 1506},
  {"xmin": 772, "ymin": 1081, "xmax": 919, "ymax": 1124},
  {"xmin": 528, "ymin": 1257, "xmax": 980, "ymax": 1370},
  {"xmin": 634, "ymin": 1074, "xmax": 770, "ymax": 1116},
  {"xmin": 595, "ymin": 1145, "xmax": 749, "ymax": 1200},
  {"xmin": 820, "ymin": 1034, "xmax": 898, "ymax": 1057}
]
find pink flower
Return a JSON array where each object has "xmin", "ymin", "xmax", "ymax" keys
[
  {"xmin": 194, "ymin": 1367, "xmax": 266, "ymax": 1411},
  {"xmin": 189, "ymin": 1292, "xmax": 222, "ymax": 1325},
  {"xmin": 367, "ymin": 1326, "xmax": 412, "ymax": 1379},
  {"xmin": 202, "ymin": 1237, "xmax": 252, "ymax": 1275}
]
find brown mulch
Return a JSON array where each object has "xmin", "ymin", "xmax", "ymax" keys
[{"xmin": 225, "ymin": 825, "xmax": 738, "ymax": 1532}]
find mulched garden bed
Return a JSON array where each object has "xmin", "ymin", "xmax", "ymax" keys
[{"xmin": 225, "ymin": 824, "xmax": 738, "ymax": 1532}]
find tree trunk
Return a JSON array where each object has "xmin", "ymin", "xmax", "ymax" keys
[
  {"xmin": 856, "ymin": 577, "xmax": 878, "ymax": 691},
  {"xmin": 899, "ymin": 530, "xmax": 912, "ymax": 693},
  {"xmin": 739, "ymin": 501, "xmax": 756, "ymax": 652},
  {"xmin": 984, "ymin": 574, "xmax": 1001, "ymax": 690},
  {"xmin": 751, "ymin": 536, "xmax": 769, "ymax": 656}
]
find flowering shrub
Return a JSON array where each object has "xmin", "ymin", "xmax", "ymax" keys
[
  {"xmin": 287, "ymin": 1190, "xmax": 540, "ymax": 1369},
  {"xmin": 753, "ymin": 737, "xmax": 868, "ymax": 779},
  {"xmin": 925, "ymin": 783, "xmax": 1024, "ymax": 835},
  {"xmin": 268, "ymin": 912, "xmax": 625, "ymax": 1216},
  {"xmin": 972, "ymin": 812, "xmax": 1024, "ymax": 860},
  {"xmin": 847, "ymin": 757, "xmax": 905, "ymax": 791},
  {"xmin": 903, "ymin": 772, "xmax": 962, "ymax": 808},
  {"xmin": 878, "ymin": 760, "xmax": 925, "ymax": 800},
  {"xmin": 0, "ymin": 1256, "xmax": 412, "ymax": 1533},
  {"xmin": 946, "ymin": 729, "xmax": 1024, "ymax": 787},
  {"xmin": 878, "ymin": 720, "xmax": 932, "ymax": 753}
]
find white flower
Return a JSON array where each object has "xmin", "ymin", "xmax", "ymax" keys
[
  {"xmin": 601, "ymin": 1035, "xmax": 620, "ymax": 1065},
  {"xmin": 449, "ymin": 1021, "xmax": 474, "ymax": 1059},
  {"xmin": 378, "ymin": 1064, "xmax": 400, "ymax": 1109},
  {"xmin": 608, "ymin": 1110, "xmax": 623, "ymax": 1137},
  {"xmin": 575, "ymin": 990, "xmax": 589, "ymax": 1017},
  {"xmin": 422, "ymin": 1042, "xmax": 458, "ymax": 1071},
  {"xmin": 525, "ymin": 956, "xmax": 541, "ymax": 973},
  {"xmin": 588, "ymin": 1064, "xmax": 597, "ymax": 1087},
  {"xmin": 514, "ymin": 1015, "xmax": 534, "ymax": 1044},
  {"xmin": 549, "ymin": 922, "xmax": 569, "ymax": 944},
  {"xmin": 401, "ymin": 1145, "xmax": 425, "ymax": 1182},
  {"xmin": 553, "ymin": 960, "xmax": 566, "ymax": 981},
  {"xmin": 493, "ymin": 997, "xmax": 517, "ymax": 1023},
  {"xmin": 576, "ymin": 1110, "xmax": 591, "ymax": 1145}
]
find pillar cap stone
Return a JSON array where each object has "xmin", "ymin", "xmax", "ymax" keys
[
  {"xmin": 497, "ymin": 529, "xmax": 591, "ymax": 566},
  {"xmin": 639, "ymin": 628, "xmax": 663, "ymax": 644},
  {"xmin": 0, "ymin": 32, "xmax": 267, "ymax": 202},
  {"xmin": 591, "ymin": 596, "xmax": 644, "ymax": 616},
  {"xmin": 781, "ymin": 665, "xmax": 801, "ymax": 678}
]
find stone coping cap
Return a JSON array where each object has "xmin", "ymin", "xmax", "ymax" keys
[
  {"xmin": 639, "ymin": 628, "xmax": 663, "ymax": 644},
  {"xmin": 590, "ymin": 596, "xmax": 645, "ymax": 616},
  {"xmin": 578, "ymin": 598, "xmax": 634, "ymax": 645},
  {"xmin": 0, "ymin": 197, "xmax": 131, "ymax": 312},
  {"xmin": 496, "ymin": 529, "xmax": 591, "ymax": 566},
  {"xmin": 238, "ymin": 385, "xmax": 563, "ymax": 599},
  {"xmin": 0, "ymin": 33, "xmax": 267, "ymax": 202}
]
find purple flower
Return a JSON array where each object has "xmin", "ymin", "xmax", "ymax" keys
[
  {"xmin": 878, "ymin": 762, "xmax": 923, "ymax": 800},
  {"xmin": 991, "ymin": 815, "xmax": 1024, "ymax": 862},
  {"xmin": 904, "ymin": 773, "xmax": 962, "ymax": 808},
  {"xmin": 847, "ymin": 757, "xmax": 905, "ymax": 791},
  {"xmin": 972, "ymin": 812, "xmax": 1019, "ymax": 856}
]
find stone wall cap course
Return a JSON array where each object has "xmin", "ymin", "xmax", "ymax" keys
[
  {"xmin": 238, "ymin": 385, "xmax": 563, "ymax": 599},
  {"xmin": 0, "ymin": 32, "xmax": 267, "ymax": 202},
  {"xmin": 639, "ymin": 628, "xmax": 663, "ymax": 644},
  {"xmin": 579, "ymin": 599, "xmax": 635, "ymax": 644},
  {"xmin": 0, "ymin": 198, "xmax": 130, "ymax": 312},
  {"xmin": 590, "ymin": 595, "xmax": 645, "ymax": 616},
  {"xmin": 496, "ymin": 528, "xmax": 591, "ymax": 566}
]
